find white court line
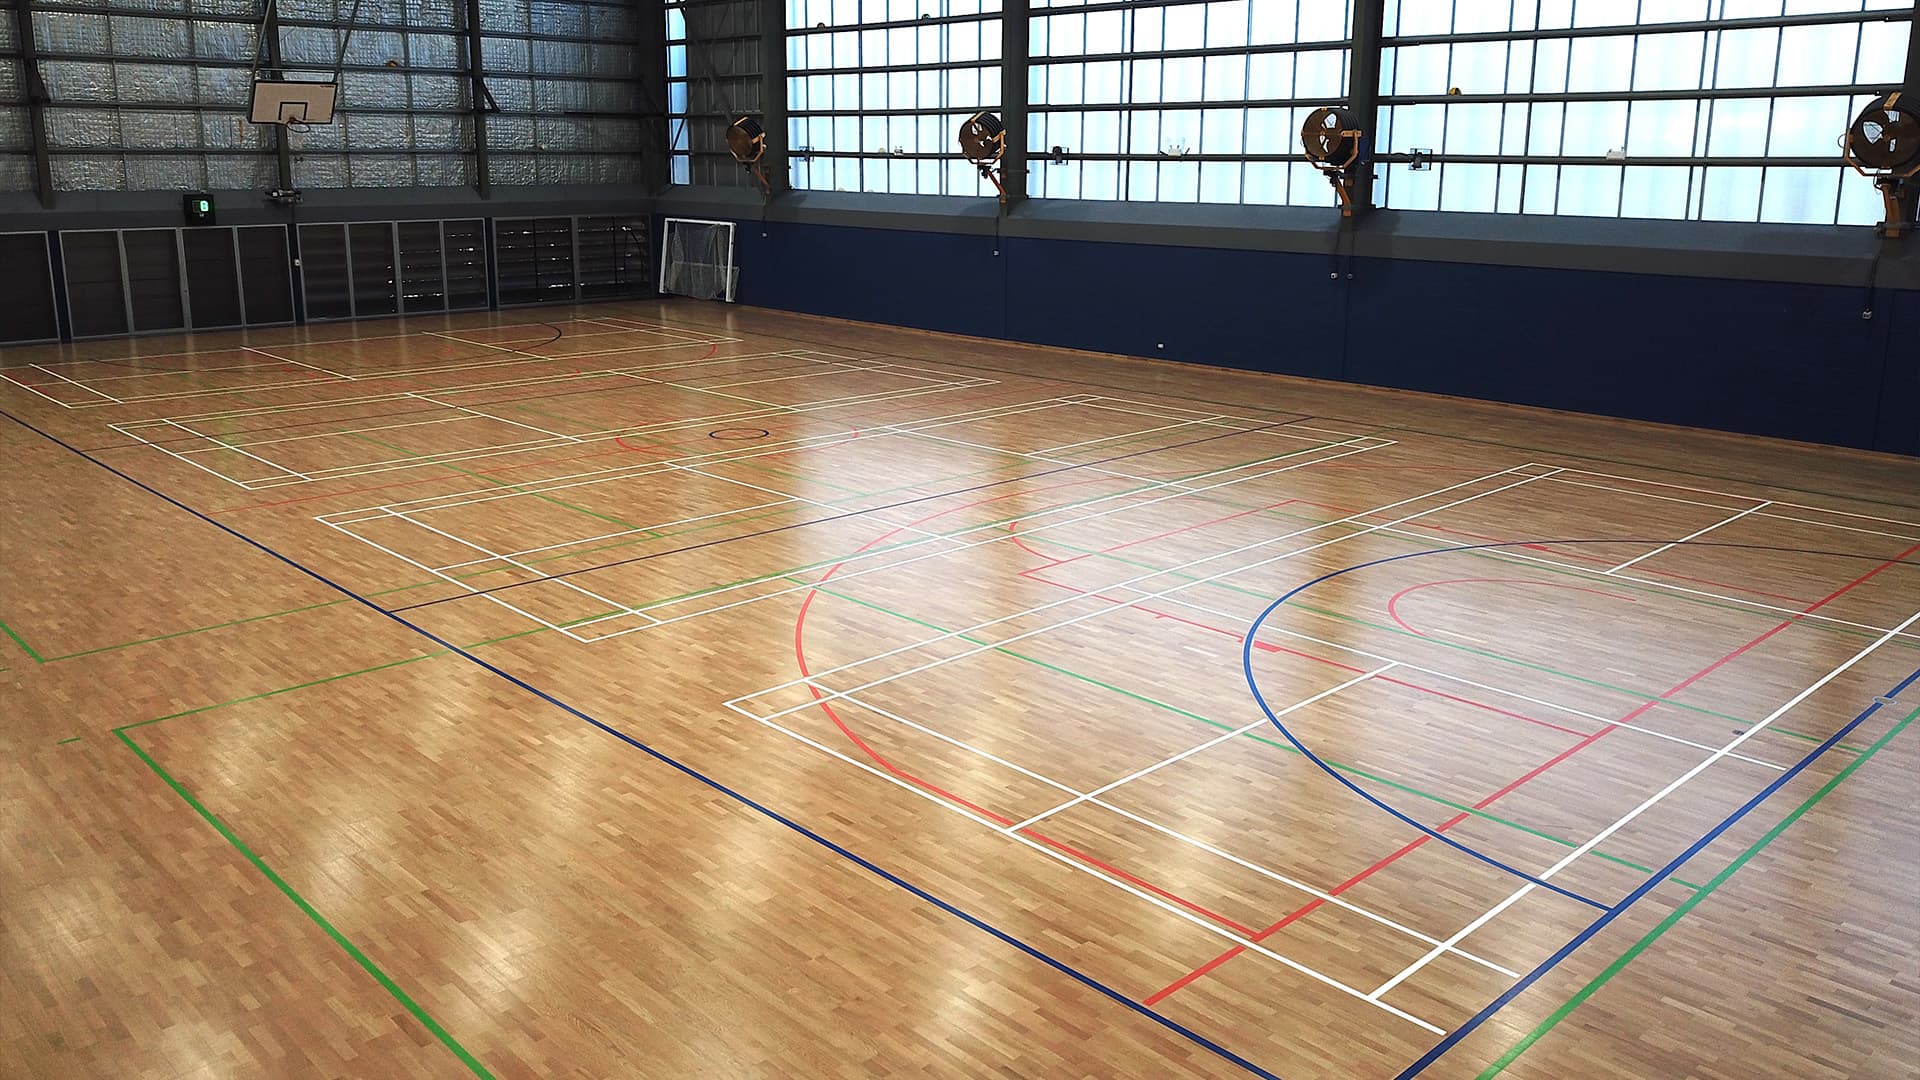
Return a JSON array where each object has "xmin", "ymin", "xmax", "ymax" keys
[
  {"xmin": 384, "ymin": 507, "xmax": 661, "ymax": 630},
  {"xmin": 338, "ymin": 391, "xmax": 1055, "ymax": 519},
  {"xmin": 571, "ymin": 437, "xmax": 1388, "ymax": 643},
  {"xmin": 0, "ymin": 371, "xmax": 83, "ymax": 409},
  {"xmin": 1553, "ymin": 467, "xmax": 1920, "ymax": 532},
  {"xmin": 32, "ymin": 365, "xmax": 124, "ymax": 404},
  {"xmin": 1032, "ymin": 416, "xmax": 1221, "ymax": 456},
  {"xmin": 322, "ymin": 512, "xmax": 655, "ymax": 643},
  {"xmin": 728, "ymin": 699, "xmax": 1448, "ymax": 1035},
  {"xmin": 162, "ymin": 418, "xmax": 311, "ymax": 481},
  {"xmin": 140, "ymin": 371, "xmax": 996, "ymax": 490},
  {"xmin": 1008, "ymin": 665, "xmax": 1394, "ymax": 832},
  {"xmin": 432, "ymin": 497, "xmax": 799, "ymax": 570},
  {"xmin": 736, "ymin": 467, "xmax": 1555, "ymax": 721},
  {"xmin": 70, "ymin": 331, "xmax": 743, "ymax": 408},
  {"xmin": 1367, "ymin": 605, "xmax": 1920, "ymax": 1004},
  {"xmin": 836, "ymin": 690, "xmax": 1519, "ymax": 979},
  {"xmin": 402, "ymin": 391, "xmax": 584, "ymax": 443},
  {"xmin": 1605, "ymin": 501, "xmax": 1773, "ymax": 574},
  {"xmin": 1083, "ymin": 585, "xmax": 1787, "ymax": 771},
  {"xmin": 244, "ymin": 345, "xmax": 356, "ymax": 380},
  {"xmin": 375, "ymin": 427, "xmax": 1382, "ymax": 649},
  {"xmin": 1543, "ymin": 475, "xmax": 1920, "ymax": 544},
  {"xmin": 464, "ymin": 427, "xmax": 1381, "ymax": 642},
  {"xmin": 1374, "ymin": 523, "xmax": 1920, "ymax": 643}
]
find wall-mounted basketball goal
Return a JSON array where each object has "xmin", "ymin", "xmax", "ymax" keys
[
  {"xmin": 659, "ymin": 218, "xmax": 738, "ymax": 303},
  {"xmin": 249, "ymin": 79, "xmax": 337, "ymax": 131}
]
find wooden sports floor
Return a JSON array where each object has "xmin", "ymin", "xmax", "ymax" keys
[{"xmin": 3, "ymin": 300, "xmax": 1917, "ymax": 1080}]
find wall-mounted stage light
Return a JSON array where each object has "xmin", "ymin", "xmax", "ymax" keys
[
  {"xmin": 958, "ymin": 110, "xmax": 1007, "ymax": 205},
  {"xmin": 1300, "ymin": 106, "xmax": 1365, "ymax": 217},
  {"xmin": 727, "ymin": 115, "xmax": 772, "ymax": 196},
  {"xmin": 1843, "ymin": 93, "xmax": 1920, "ymax": 238}
]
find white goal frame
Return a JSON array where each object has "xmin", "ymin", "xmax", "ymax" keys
[{"xmin": 658, "ymin": 217, "xmax": 737, "ymax": 303}]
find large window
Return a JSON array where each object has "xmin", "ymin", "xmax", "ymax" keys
[
  {"xmin": 1377, "ymin": 0, "xmax": 1913, "ymax": 224},
  {"xmin": 666, "ymin": 0, "xmax": 765, "ymax": 188},
  {"xmin": 785, "ymin": 0, "xmax": 1003, "ymax": 195},
  {"xmin": 1029, "ymin": 0, "xmax": 1353, "ymax": 204}
]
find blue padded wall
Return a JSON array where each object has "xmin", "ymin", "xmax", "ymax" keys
[{"xmin": 676, "ymin": 216, "xmax": 1913, "ymax": 456}]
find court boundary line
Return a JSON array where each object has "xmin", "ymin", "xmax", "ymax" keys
[
  {"xmin": 1395, "ymin": 660, "xmax": 1920, "ymax": 1078},
  {"xmin": 1, "ymin": 406, "xmax": 1293, "ymax": 1080},
  {"xmin": 1476, "ymin": 700, "xmax": 1919, "ymax": 1077}
]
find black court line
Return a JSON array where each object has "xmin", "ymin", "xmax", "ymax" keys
[{"xmin": 384, "ymin": 411, "xmax": 1335, "ymax": 614}]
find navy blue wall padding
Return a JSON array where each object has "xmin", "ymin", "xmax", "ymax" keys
[
  {"xmin": 1001, "ymin": 237, "xmax": 1347, "ymax": 382},
  {"xmin": 734, "ymin": 221, "xmax": 1007, "ymax": 339},
  {"xmin": 1876, "ymin": 288, "xmax": 1919, "ymax": 456},
  {"xmin": 1340, "ymin": 257, "xmax": 1892, "ymax": 449},
  {"xmin": 674, "ymin": 215, "xmax": 1915, "ymax": 455}
]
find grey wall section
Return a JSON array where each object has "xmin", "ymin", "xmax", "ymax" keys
[
  {"xmin": 0, "ymin": 184, "xmax": 651, "ymax": 232},
  {"xmin": 658, "ymin": 186, "xmax": 1920, "ymax": 456}
]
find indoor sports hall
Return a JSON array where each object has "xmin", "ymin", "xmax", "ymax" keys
[{"xmin": 2, "ymin": 2, "xmax": 1917, "ymax": 1078}]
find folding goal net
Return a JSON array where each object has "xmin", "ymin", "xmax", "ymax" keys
[{"xmin": 658, "ymin": 218, "xmax": 737, "ymax": 302}]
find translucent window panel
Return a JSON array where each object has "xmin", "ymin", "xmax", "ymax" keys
[
  {"xmin": 1705, "ymin": 96, "xmax": 1770, "ymax": 155},
  {"xmin": 1854, "ymin": 20, "xmax": 1909, "ymax": 81},
  {"xmin": 1566, "ymin": 36, "xmax": 1635, "ymax": 93},
  {"xmin": 1560, "ymin": 101, "xmax": 1628, "ymax": 156},
  {"xmin": 1698, "ymin": 164, "xmax": 1760, "ymax": 221},
  {"xmin": 1390, "ymin": 44, "xmax": 1453, "ymax": 96},
  {"xmin": 1765, "ymin": 95, "xmax": 1852, "ymax": 156},
  {"xmin": 1713, "ymin": 28, "xmax": 1782, "ymax": 89},
  {"xmin": 1556, "ymin": 166, "xmax": 1624, "ymax": 217},
  {"xmin": 1385, "ymin": 164, "xmax": 1441, "ymax": 210},
  {"xmin": 1205, "ymin": 2, "xmax": 1249, "ymax": 49},
  {"xmin": 1386, "ymin": 104, "xmax": 1446, "ymax": 152},
  {"xmin": 1295, "ymin": 49, "xmax": 1348, "ymax": 97},
  {"xmin": 1631, "ymin": 31, "xmax": 1706, "ymax": 92},
  {"xmin": 1160, "ymin": 160, "xmax": 1199, "ymax": 201},
  {"xmin": 1198, "ymin": 161, "xmax": 1242, "ymax": 203},
  {"xmin": 1203, "ymin": 55, "xmax": 1245, "ymax": 102},
  {"xmin": 1619, "ymin": 165, "xmax": 1692, "ymax": 219},
  {"xmin": 1244, "ymin": 108, "xmax": 1294, "ymax": 155},
  {"xmin": 1774, "ymin": 22, "xmax": 1865, "ymax": 86},
  {"xmin": 1758, "ymin": 166, "xmax": 1842, "ymax": 224},
  {"xmin": 1443, "ymin": 104, "xmax": 1504, "ymax": 154},
  {"xmin": 1438, "ymin": 163, "xmax": 1499, "ymax": 212},
  {"xmin": 1626, "ymin": 98, "xmax": 1700, "ymax": 157}
]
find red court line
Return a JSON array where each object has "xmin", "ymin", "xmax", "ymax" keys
[
  {"xmin": 1016, "ymin": 569, "xmax": 1594, "ymax": 740},
  {"xmin": 1293, "ymin": 497, "xmax": 1816, "ymax": 607},
  {"xmin": 1386, "ymin": 578, "xmax": 1638, "ymax": 637},
  {"xmin": 208, "ymin": 376, "xmax": 1041, "ymax": 514},
  {"xmin": 1144, "ymin": 539, "xmax": 1920, "ymax": 1005},
  {"xmin": 793, "ymin": 476, "xmax": 1265, "ymax": 938}
]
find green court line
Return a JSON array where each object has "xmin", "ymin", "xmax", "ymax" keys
[
  {"xmin": 44, "ymin": 407, "xmax": 1328, "ymax": 662},
  {"xmin": 1, "ymin": 617, "xmax": 45, "ymax": 663},
  {"xmin": 55, "ymin": 736, "xmax": 81, "ymax": 745},
  {"xmin": 834, "ymin": 343, "xmax": 1920, "ymax": 514},
  {"xmin": 117, "ymin": 728, "xmax": 494, "ymax": 1079},
  {"xmin": 801, "ymin": 579, "xmax": 1701, "ymax": 890},
  {"xmin": 1478, "ymin": 702, "xmax": 1920, "ymax": 1079},
  {"xmin": 43, "ymin": 600, "xmax": 347, "ymax": 662},
  {"xmin": 348, "ymin": 432, "xmax": 657, "ymax": 535}
]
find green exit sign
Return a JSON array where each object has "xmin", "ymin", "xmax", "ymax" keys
[{"xmin": 183, "ymin": 192, "xmax": 215, "ymax": 225}]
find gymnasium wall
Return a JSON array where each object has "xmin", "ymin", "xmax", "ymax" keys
[{"xmin": 661, "ymin": 193, "xmax": 1919, "ymax": 457}]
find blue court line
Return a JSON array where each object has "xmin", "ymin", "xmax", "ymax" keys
[
  {"xmin": 1396, "ymin": 661, "xmax": 1919, "ymax": 1078},
  {"xmin": 3, "ymin": 410, "xmax": 1284, "ymax": 1080},
  {"xmin": 1231, "ymin": 535, "xmax": 1915, "ymax": 1077}
]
